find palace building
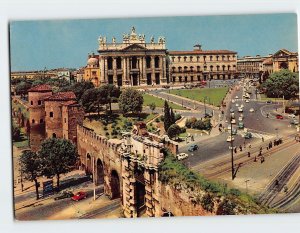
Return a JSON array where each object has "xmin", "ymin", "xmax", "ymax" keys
[
  {"xmin": 90, "ymin": 26, "xmax": 168, "ymax": 87},
  {"xmin": 168, "ymin": 45, "xmax": 238, "ymax": 84},
  {"xmin": 237, "ymin": 55, "xmax": 271, "ymax": 79}
]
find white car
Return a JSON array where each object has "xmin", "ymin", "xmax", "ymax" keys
[
  {"xmin": 288, "ymin": 114, "xmax": 296, "ymax": 119},
  {"xmin": 232, "ymin": 99, "xmax": 235, "ymax": 103},
  {"xmin": 240, "ymin": 104, "xmax": 244, "ymax": 108},
  {"xmin": 235, "ymin": 103, "xmax": 239, "ymax": 107},
  {"xmin": 238, "ymin": 108, "xmax": 243, "ymax": 113},
  {"xmin": 245, "ymin": 99, "xmax": 250, "ymax": 103},
  {"xmin": 238, "ymin": 116, "xmax": 243, "ymax": 121},
  {"xmin": 249, "ymin": 108, "xmax": 255, "ymax": 113},
  {"xmin": 235, "ymin": 96, "xmax": 239, "ymax": 99},
  {"xmin": 231, "ymin": 119, "xmax": 236, "ymax": 124},
  {"xmin": 176, "ymin": 153, "xmax": 189, "ymax": 161},
  {"xmin": 227, "ymin": 136, "xmax": 234, "ymax": 142}
]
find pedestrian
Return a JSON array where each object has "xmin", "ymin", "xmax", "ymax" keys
[
  {"xmin": 234, "ymin": 147, "xmax": 237, "ymax": 153},
  {"xmin": 266, "ymin": 146, "xmax": 269, "ymax": 151},
  {"xmin": 260, "ymin": 146, "xmax": 263, "ymax": 152},
  {"xmin": 254, "ymin": 156, "xmax": 257, "ymax": 162},
  {"xmin": 262, "ymin": 137, "xmax": 264, "ymax": 142},
  {"xmin": 261, "ymin": 156, "xmax": 265, "ymax": 163},
  {"xmin": 249, "ymin": 144, "xmax": 252, "ymax": 149},
  {"xmin": 248, "ymin": 151, "xmax": 251, "ymax": 157},
  {"xmin": 239, "ymin": 145, "xmax": 242, "ymax": 152},
  {"xmin": 243, "ymin": 141, "xmax": 246, "ymax": 148}
]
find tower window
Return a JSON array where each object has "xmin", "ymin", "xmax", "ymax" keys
[
  {"xmin": 40, "ymin": 119, "xmax": 44, "ymax": 123},
  {"xmin": 52, "ymin": 133, "xmax": 56, "ymax": 138},
  {"xmin": 38, "ymin": 100, "xmax": 41, "ymax": 105},
  {"xmin": 30, "ymin": 101, "xmax": 33, "ymax": 105},
  {"xmin": 50, "ymin": 112, "xmax": 53, "ymax": 118},
  {"xmin": 32, "ymin": 119, "xmax": 35, "ymax": 124}
]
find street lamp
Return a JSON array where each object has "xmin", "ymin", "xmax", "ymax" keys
[{"xmin": 230, "ymin": 112, "xmax": 235, "ymax": 180}]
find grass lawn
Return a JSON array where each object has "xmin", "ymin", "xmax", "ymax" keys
[
  {"xmin": 169, "ymin": 87, "xmax": 228, "ymax": 107},
  {"xmin": 260, "ymin": 94, "xmax": 285, "ymax": 102},
  {"xmin": 143, "ymin": 93, "xmax": 186, "ymax": 110},
  {"xmin": 83, "ymin": 112, "xmax": 158, "ymax": 139}
]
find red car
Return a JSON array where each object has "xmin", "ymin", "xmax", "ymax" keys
[
  {"xmin": 276, "ymin": 114, "xmax": 283, "ymax": 119},
  {"xmin": 71, "ymin": 191, "xmax": 87, "ymax": 201}
]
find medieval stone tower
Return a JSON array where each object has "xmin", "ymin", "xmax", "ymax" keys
[{"xmin": 28, "ymin": 84, "xmax": 53, "ymax": 151}]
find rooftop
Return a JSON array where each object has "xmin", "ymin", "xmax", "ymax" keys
[
  {"xmin": 45, "ymin": 91, "xmax": 76, "ymax": 101},
  {"xmin": 169, "ymin": 50, "xmax": 237, "ymax": 55},
  {"xmin": 28, "ymin": 84, "xmax": 52, "ymax": 92}
]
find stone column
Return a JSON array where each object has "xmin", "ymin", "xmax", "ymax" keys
[
  {"xmin": 122, "ymin": 58, "xmax": 127, "ymax": 86},
  {"xmin": 142, "ymin": 57, "xmax": 146, "ymax": 82},
  {"xmin": 104, "ymin": 57, "xmax": 108, "ymax": 84},
  {"xmin": 138, "ymin": 57, "xmax": 143, "ymax": 86},
  {"xmin": 127, "ymin": 57, "xmax": 131, "ymax": 86},
  {"xmin": 113, "ymin": 57, "xmax": 117, "ymax": 85},
  {"xmin": 151, "ymin": 56, "xmax": 155, "ymax": 85}
]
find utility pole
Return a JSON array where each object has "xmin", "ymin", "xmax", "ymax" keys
[{"xmin": 204, "ymin": 97, "xmax": 207, "ymax": 116}]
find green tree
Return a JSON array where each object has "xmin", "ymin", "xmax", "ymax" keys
[
  {"xmin": 167, "ymin": 124, "xmax": 181, "ymax": 140},
  {"xmin": 15, "ymin": 81, "xmax": 32, "ymax": 98},
  {"xmin": 20, "ymin": 150, "xmax": 42, "ymax": 200},
  {"xmin": 39, "ymin": 138, "xmax": 78, "ymax": 189},
  {"xmin": 81, "ymin": 88, "xmax": 100, "ymax": 114},
  {"xmin": 12, "ymin": 122, "xmax": 21, "ymax": 141},
  {"xmin": 164, "ymin": 100, "xmax": 172, "ymax": 131},
  {"xmin": 96, "ymin": 84, "xmax": 121, "ymax": 114},
  {"xmin": 170, "ymin": 107, "xmax": 176, "ymax": 124},
  {"xmin": 263, "ymin": 69, "xmax": 299, "ymax": 99},
  {"xmin": 118, "ymin": 88, "xmax": 143, "ymax": 114},
  {"xmin": 148, "ymin": 102, "xmax": 156, "ymax": 114},
  {"xmin": 201, "ymin": 193, "xmax": 215, "ymax": 212}
]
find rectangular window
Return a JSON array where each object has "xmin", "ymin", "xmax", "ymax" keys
[
  {"xmin": 50, "ymin": 112, "xmax": 53, "ymax": 118},
  {"xmin": 64, "ymin": 118, "xmax": 66, "ymax": 123}
]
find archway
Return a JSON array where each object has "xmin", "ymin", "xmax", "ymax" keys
[
  {"xmin": 135, "ymin": 169, "xmax": 146, "ymax": 216},
  {"xmin": 96, "ymin": 159, "xmax": 104, "ymax": 185},
  {"xmin": 110, "ymin": 170, "xmax": 120, "ymax": 199},
  {"xmin": 279, "ymin": 62, "xmax": 288, "ymax": 70}
]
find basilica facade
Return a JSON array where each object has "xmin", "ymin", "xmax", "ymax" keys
[{"xmin": 85, "ymin": 27, "xmax": 168, "ymax": 87}]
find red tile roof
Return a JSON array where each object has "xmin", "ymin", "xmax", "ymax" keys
[
  {"xmin": 62, "ymin": 100, "xmax": 78, "ymax": 106},
  {"xmin": 169, "ymin": 50, "xmax": 237, "ymax": 55},
  {"xmin": 45, "ymin": 91, "xmax": 76, "ymax": 101},
  {"xmin": 28, "ymin": 84, "xmax": 52, "ymax": 92}
]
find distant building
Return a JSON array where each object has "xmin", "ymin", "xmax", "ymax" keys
[
  {"xmin": 272, "ymin": 49, "xmax": 298, "ymax": 73},
  {"xmin": 169, "ymin": 45, "xmax": 238, "ymax": 84},
  {"xmin": 84, "ymin": 53, "xmax": 100, "ymax": 86},
  {"xmin": 57, "ymin": 68, "xmax": 71, "ymax": 81},
  {"xmin": 237, "ymin": 55, "xmax": 271, "ymax": 79}
]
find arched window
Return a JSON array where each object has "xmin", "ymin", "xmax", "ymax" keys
[
  {"xmin": 38, "ymin": 100, "xmax": 42, "ymax": 105},
  {"xmin": 184, "ymin": 66, "xmax": 188, "ymax": 72},
  {"xmin": 197, "ymin": 66, "xmax": 200, "ymax": 72},
  {"xmin": 172, "ymin": 67, "xmax": 176, "ymax": 72},
  {"xmin": 32, "ymin": 119, "xmax": 35, "ymax": 124},
  {"xmin": 52, "ymin": 133, "xmax": 56, "ymax": 138},
  {"xmin": 30, "ymin": 101, "xmax": 33, "ymax": 105},
  {"xmin": 190, "ymin": 66, "xmax": 194, "ymax": 72},
  {"xmin": 210, "ymin": 65, "xmax": 213, "ymax": 71}
]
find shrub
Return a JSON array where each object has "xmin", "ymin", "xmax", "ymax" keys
[
  {"xmin": 216, "ymin": 198, "xmax": 236, "ymax": 215},
  {"xmin": 193, "ymin": 120, "xmax": 205, "ymax": 130},
  {"xmin": 175, "ymin": 113, "xmax": 182, "ymax": 121},
  {"xmin": 155, "ymin": 118, "xmax": 160, "ymax": 123},
  {"xmin": 105, "ymin": 132, "xmax": 110, "ymax": 137},
  {"xmin": 200, "ymin": 193, "xmax": 215, "ymax": 212},
  {"xmin": 103, "ymin": 126, "xmax": 108, "ymax": 131}
]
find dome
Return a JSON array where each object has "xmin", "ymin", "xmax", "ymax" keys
[{"xmin": 87, "ymin": 57, "xmax": 99, "ymax": 66}]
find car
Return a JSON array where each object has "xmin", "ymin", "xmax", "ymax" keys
[
  {"xmin": 231, "ymin": 128, "xmax": 237, "ymax": 135},
  {"xmin": 54, "ymin": 191, "xmax": 74, "ymax": 200},
  {"xmin": 276, "ymin": 114, "xmax": 283, "ymax": 119},
  {"xmin": 227, "ymin": 125, "xmax": 232, "ymax": 131},
  {"xmin": 266, "ymin": 100, "xmax": 273, "ymax": 104},
  {"xmin": 235, "ymin": 103, "xmax": 239, "ymax": 107},
  {"xmin": 249, "ymin": 108, "xmax": 255, "ymax": 113},
  {"xmin": 238, "ymin": 122, "xmax": 244, "ymax": 129},
  {"xmin": 176, "ymin": 153, "xmax": 189, "ymax": 160},
  {"xmin": 231, "ymin": 99, "xmax": 235, "ymax": 103},
  {"xmin": 288, "ymin": 114, "xmax": 296, "ymax": 119},
  {"xmin": 245, "ymin": 99, "xmax": 250, "ymax": 103},
  {"xmin": 226, "ymin": 136, "xmax": 234, "ymax": 142},
  {"xmin": 188, "ymin": 144, "xmax": 199, "ymax": 152},
  {"xmin": 238, "ymin": 116, "xmax": 243, "ymax": 121},
  {"xmin": 231, "ymin": 119, "xmax": 236, "ymax": 124},
  {"xmin": 240, "ymin": 104, "xmax": 244, "ymax": 108},
  {"xmin": 230, "ymin": 108, "xmax": 234, "ymax": 113},
  {"xmin": 238, "ymin": 108, "xmax": 243, "ymax": 113},
  {"xmin": 235, "ymin": 96, "xmax": 239, "ymax": 99},
  {"xmin": 290, "ymin": 119, "xmax": 299, "ymax": 125},
  {"xmin": 71, "ymin": 191, "xmax": 87, "ymax": 201},
  {"xmin": 244, "ymin": 132, "xmax": 252, "ymax": 139}
]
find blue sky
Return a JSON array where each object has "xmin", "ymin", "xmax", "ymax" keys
[{"xmin": 10, "ymin": 13, "xmax": 298, "ymax": 71}]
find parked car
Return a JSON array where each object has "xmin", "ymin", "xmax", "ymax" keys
[
  {"xmin": 276, "ymin": 114, "xmax": 283, "ymax": 119},
  {"xmin": 226, "ymin": 136, "xmax": 234, "ymax": 142},
  {"xmin": 231, "ymin": 119, "xmax": 236, "ymax": 124},
  {"xmin": 54, "ymin": 191, "xmax": 74, "ymax": 201},
  {"xmin": 231, "ymin": 128, "xmax": 237, "ymax": 135},
  {"xmin": 176, "ymin": 153, "xmax": 189, "ymax": 160},
  {"xmin": 230, "ymin": 108, "xmax": 234, "ymax": 113},
  {"xmin": 238, "ymin": 116, "xmax": 243, "ymax": 121},
  {"xmin": 235, "ymin": 96, "xmax": 239, "ymax": 99},
  {"xmin": 238, "ymin": 122, "xmax": 244, "ymax": 129},
  {"xmin": 71, "ymin": 191, "xmax": 87, "ymax": 201},
  {"xmin": 249, "ymin": 108, "xmax": 255, "ymax": 113},
  {"xmin": 245, "ymin": 99, "xmax": 250, "ymax": 103},
  {"xmin": 244, "ymin": 132, "xmax": 252, "ymax": 139},
  {"xmin": 266, "ymin": 100, "xmax": 273, "ymax": 104},
  {"xmin": 188, "ymin": 144, "xmax": 199, "ymax": 152},
  {"xmin": 238, "ymin": 108, "xmax": 243, "ymax": 113},
  {"xmin": 288, "ymin": 114, "xmax": 296, "ymax": 119}
]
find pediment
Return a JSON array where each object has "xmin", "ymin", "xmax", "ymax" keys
[
  {"xmin": 122, "ymin": 43, "xmax": 147, "ymax": 51},
  {"xmin": 273, "ymin": 49, "xmax": 291, "ymax": 57}
]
